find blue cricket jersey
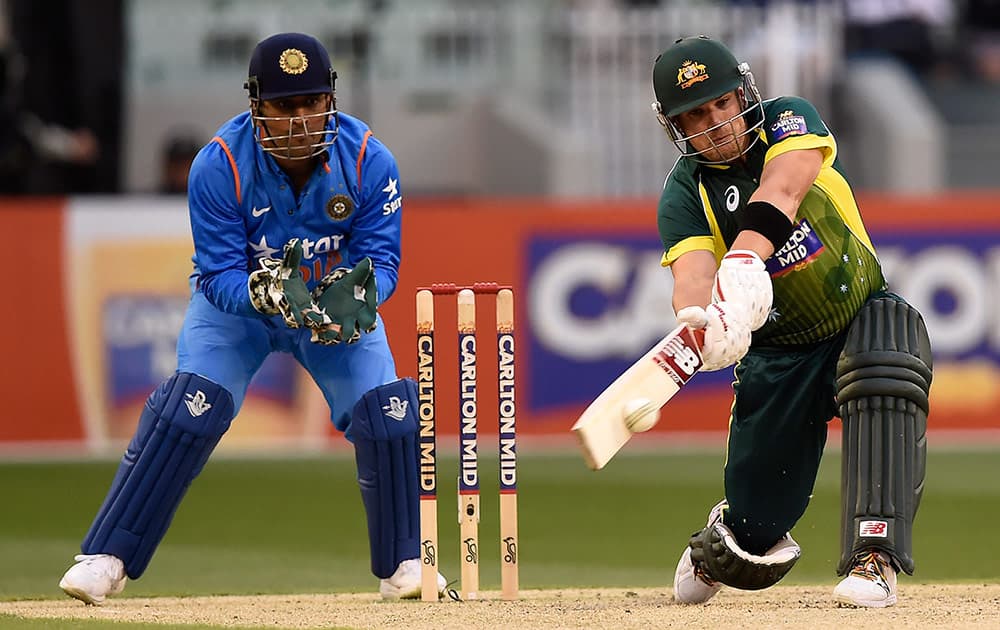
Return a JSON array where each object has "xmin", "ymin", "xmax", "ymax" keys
[{"xmin": 186, "ymin": 111, "xmax": 403, "ymax": 318}]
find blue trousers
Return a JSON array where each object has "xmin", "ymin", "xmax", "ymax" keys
[{"xmin": 177, "ymin": 290, "xmax": 398, "ymax": 432}]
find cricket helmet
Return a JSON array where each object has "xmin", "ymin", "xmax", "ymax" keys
[
  {"xmin": 245, "ymin": 32, "xmax": 338, "ymax": 159},
  {"xmin": 651, "ymin": 35, "xmax": 763, "ymax": 163}
]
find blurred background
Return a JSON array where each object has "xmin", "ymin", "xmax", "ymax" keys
[
  {"xmin": 1, "ymin": 0, "xmax": 998, "ymax": 464},
  {"xmin": 5, "ymin": 0, "xmax": 1000, "ymax": 197},
  {"xmin": 2, "ymin": 0, "xmax": 999, "ymax": 605}
]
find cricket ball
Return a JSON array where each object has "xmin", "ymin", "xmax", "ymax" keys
[{"xmin": 623, "ymin": 398, "xmax": 660, "ymax": 433}]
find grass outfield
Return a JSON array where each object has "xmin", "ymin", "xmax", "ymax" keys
[{"xmin": 1, "ymin": 447, "xmax": 997, "ymax": 605}]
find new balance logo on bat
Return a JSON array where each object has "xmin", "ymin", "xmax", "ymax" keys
[{"xmin": 652, "ymin": 329, "xmax": 702, "ymax": 386}]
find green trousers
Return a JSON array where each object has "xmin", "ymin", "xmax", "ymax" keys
[
  {"xmin": 722, "ymin": 290, "xmax": 904, "ymax": 554},
  {"xmin": 722, "ymin": 330, "xmax": 845, "ymax": 554}
]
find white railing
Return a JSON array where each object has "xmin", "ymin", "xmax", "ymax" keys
[{"xmin": 557, "ymin": 2, "xmax": 843, "ymax": 196}]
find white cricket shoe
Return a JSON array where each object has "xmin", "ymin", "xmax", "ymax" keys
[
  {"xmin": 673, "ymin": 545, "xmax": 723, "ymax": 604},
  {"xmin": 833, "ymin": 550, "xmax": 898, "ymax": 608},
  {"xmin": 59, "ymin": 554, "xmax": 127, "ymax": 605},
  {"xmin": 672, "ymin": 499, "xmax": 727, "ymax": 604},
  {"xmin": 379, "ymin": 558, "xmax": 447, "ymax": 600}
]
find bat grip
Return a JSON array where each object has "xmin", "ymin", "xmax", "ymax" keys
[{"xmin": 691, "ymin": 326, "xmax": 706, "ymax": 349}]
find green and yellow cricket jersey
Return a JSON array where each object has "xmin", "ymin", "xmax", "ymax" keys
[{"xmin": 657, "ymin": 96, "xmax": 886, "ymax": 347}]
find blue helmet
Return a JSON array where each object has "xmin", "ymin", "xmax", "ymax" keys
[{"xmin": 245, "ymin": 32, "xmax": 338, "ymax": 159}]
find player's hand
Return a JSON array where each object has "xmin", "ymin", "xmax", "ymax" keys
[
  {"xmin": 248, "ymin": 238, "xmax": 329, "ymax": 329},
  {"xmin": 676, "ymin": 302, "xmax": 751, "ymax": 371},
  {"xmin": 309, "ymin": 257, "xmax": 378, "ymax": 345},
  {"xmin": 713, "ymin": 250, "xmax": 772, "ymax": 331}
]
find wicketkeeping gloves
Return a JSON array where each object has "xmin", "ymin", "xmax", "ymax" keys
[
  {"xmin": 248, "ymin": 238, "xmax": 329, "ymax": 329},
  {"xmin": 310, "ymin": 257, "xmax": 378, "ymax": 345},
  {"xmin": 676, "ymin": 301, "xmax": 751, "ymax": 371}
]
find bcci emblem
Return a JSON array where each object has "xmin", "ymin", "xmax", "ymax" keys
[
  {"xmin": 326, "ymin": 194, "xmax": 354, "ymax": 221},
  {"xmin": 676, "ymin": 60, "xmax": 709, "ymax": 90},
  {"xmin": 278, "ymin": 48, "xmax": 308, "ymax": 75}
]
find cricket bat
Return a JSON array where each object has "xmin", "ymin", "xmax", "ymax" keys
[{"xmin": 571, "ymin": 323, "xmax": 704, "ymax": 470}]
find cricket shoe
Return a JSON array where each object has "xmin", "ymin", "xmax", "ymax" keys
[
  {"xmin": 673, "ymin": 499, "xmax": 727, "ymax": 604},
  {"xmin": 673, "ymin": 545, "xmax": 723, "ymax": 604},
  {"xmin": 379, "ymin": 558, "xmax": 447, "ymax": 600},
  {"xmin": 59, "ymin": 554, "xmax": 127, "ymax": 605},
  {"xmin": 833, "ymin": 550, "xmax": 897, "ymax": 608}
]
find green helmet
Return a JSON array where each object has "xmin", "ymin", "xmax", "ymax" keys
[{"xmin": 650, "ymin": 35, "xmax": 763, "ymax": 163}]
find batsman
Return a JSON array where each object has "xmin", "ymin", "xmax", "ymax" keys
[{"xmin": 652, "ymin": 36, "xmax": 933, "ymax": 608}]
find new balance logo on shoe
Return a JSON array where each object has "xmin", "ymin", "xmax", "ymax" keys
[
  {"xmin": 382, "ymin": 396, "xmax": 408, "ymax": 421},
  {"xmin": 185, "ymin": 391, "xmax": 213, "ymax": 417}
]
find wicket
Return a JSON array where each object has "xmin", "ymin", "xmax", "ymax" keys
[{"xmin": 415, "ymin": 282, "xmax": 519, "ymax": 602}]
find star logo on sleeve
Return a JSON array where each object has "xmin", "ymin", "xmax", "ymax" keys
[
  {"xmin": 382, "ymin": 177, "xmax": 398, "ymax": 200},
  {"xmin": 249, "ymin": 235, "xmax": 280, "ymax": 258}
]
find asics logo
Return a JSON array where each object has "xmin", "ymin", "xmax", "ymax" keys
[
  {"xmin": 382, "ymin": 396, "xmax": 409, "ymax": 421},
  {"xmin": 252, "ymin": 205, "xmax": 272, "ymax": 217},
  {"xmin": 184, "ymin": 391, "xmax": 212, "ymax": 417},
  {"xmin": 725, "ymin": 186, "xmax": 739, "ymax": 212}
]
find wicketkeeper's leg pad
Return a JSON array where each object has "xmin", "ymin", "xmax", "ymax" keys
[
  {"xmin": 690, "ymin": 522, "xmax": 801, "ymax": 590},
  {"xmin": 836, "ymin": 296, "xmax": 932, "ymax": 576},
  {"xmin": 82, "ymin": 373, "xmax": 234, "ymax": 579},
  {"xmin": 347, "ymin": 378, "xmax": 420, "ymax": 579}
]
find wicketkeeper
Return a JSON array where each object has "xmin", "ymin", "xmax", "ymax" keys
[
  {"xmin": 58, "ymin": 32, "xmax": 445, "ymax": 604},
  {"xmin": 652, "ymin": 35, "xmax": 932, "ymax": 608}
]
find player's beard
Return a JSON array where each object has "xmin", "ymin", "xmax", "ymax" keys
[{"xmin": 691, "ymin": 120, "xmax": 748, "ymax": 164}]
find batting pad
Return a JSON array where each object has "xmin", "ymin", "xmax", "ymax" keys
[
  {"xmin": 836, "ymin": 297, "xmax": 932, "ymax": 575},
  {"xmin": 82, "ymin": 373, "xmax": 234, "ymax": 578},
  {"xmin": 348, "ymin": 378, "xmax": 420, "ymax": 579}
]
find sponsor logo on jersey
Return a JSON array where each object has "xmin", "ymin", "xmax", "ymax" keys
[
  {"xmin": 382, "ymin": 177, "xmax": 402, "ymax": 215},
  {"xmin": 770, "ymin": 109, "xmax": 808, "ymax": 141},
  {"xmin": 765, "ymin": 218, "xmax": 825, "ymax": 277},
  {"xmin": 326, "ymin": 193, "xmax": 354, "ymax": 221},
  {"xmin": 382, "ymin": 177, "xmax": 399, "ymax": 199},
  {"xmin": 676, "ymin": 59, "xmax": 709, "ymax": 90},
  {"xmin": 249, "ymin": 234, "xmax": 281, "ymax": 258}
]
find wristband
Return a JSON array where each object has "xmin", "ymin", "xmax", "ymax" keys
[{"xmin": 736, "ymin": 201, "xmax": 795, "ymax": 252}]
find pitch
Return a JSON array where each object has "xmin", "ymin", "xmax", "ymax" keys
[
  {"xmin": 1, "ymin": 584, "xmax": 998, "ymax": 629},
  {"xmin": 1, "ymin": 449, "xmax": 998, "ymax": 628}
]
